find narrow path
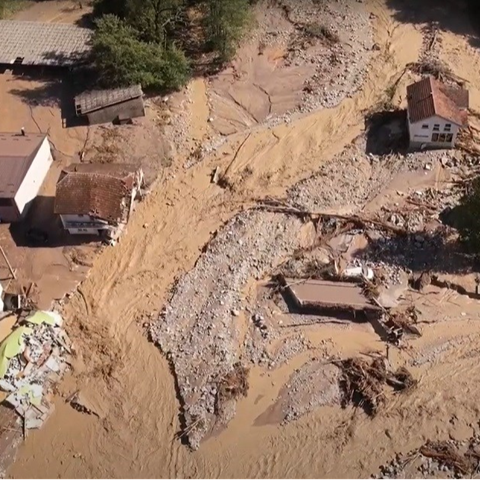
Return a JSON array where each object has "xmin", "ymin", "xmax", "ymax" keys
[{"xmin": 9, "ymin": 1, "xmax": 425, "ymax": 478}]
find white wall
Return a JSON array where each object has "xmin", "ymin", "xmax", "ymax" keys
[
  {"xmin": 60, "ymin": 214, "xmax": 109, "ymax": 234},
  {"xmin": 67, "ymin": 227, "xmax": 101, "ymax": 235},
  {"xmin": 14, "ymin": 137, "xmax": 53, "ymax": 215},
  {"xmin": 409, "ymin": 115, "xmax": 460, "ymax": 146}
]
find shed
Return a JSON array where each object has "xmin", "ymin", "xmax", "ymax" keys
[
  {"xmin": 406, "ymin": 77, "xmax": 469, "ymax": 149},
  {"xmin": 0, "ymin": 132, "xmax": 52, "ymax": 223},
  {"xmin": 74, "ymin": 85, "xmax": 145, "ymax": 125}
]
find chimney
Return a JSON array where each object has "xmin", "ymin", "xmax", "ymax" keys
[{"xmin": 21, "ymin": 127, "xmax": 25, "ymax": 136}]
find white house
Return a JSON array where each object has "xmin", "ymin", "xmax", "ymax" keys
[
  {"xmin": 407, "ymin": 77, "xmax": 469, "ymax": 150},
  {"xmin": 53, "ymin": 164, "xmax": 144, "ymax": 240},
  {"xmin": 0, "ymin": 132, "xmax": 53, "ymax": 223}
]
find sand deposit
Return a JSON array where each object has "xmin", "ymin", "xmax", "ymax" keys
[{"xmin": 6, "ymin": 1, "xmax": 480, "ymax": 479}]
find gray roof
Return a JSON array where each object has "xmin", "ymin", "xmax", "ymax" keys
[
  {"xmin": 74, "ymin": 85, "xmax": 144, "ymax": 115},
  {"xmin": 0, "ymin": 20, "xmax": 92, "ymax": 66},
  {"xmin": 0, "ymin": 133, "xmax": 47, "ymax": 198}
]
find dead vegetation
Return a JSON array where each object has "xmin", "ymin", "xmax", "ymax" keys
[
  {"xmin": 337, "ymin": 357, "xmax": 387, "ymax": 415},
  {"xmin": 216, "ymin": 363, "xmax": 249, "ymax": 409},
  {"xmin": 407, "ymin": 58, "xmax": 454, "ymax": 82},
  {"xmin": 303, "ymin": 23, "xmax": 340, "ymax": 44},
  {"xmin": 386, "ymin": 307, "xmax": 422, "ymax": 338},
  {"xmin": 420, "ymin": 441, "xmax": 472, "ymax": 475},
  {"xmin": 336, "ymin": 357, "xmax": 416, "ymax": 416}
]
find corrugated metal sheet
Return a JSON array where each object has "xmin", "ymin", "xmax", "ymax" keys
[
  {"xmin": 74, "ymin": 85, "xmax": 143, "ymax": 115},
  {"xmin": 407, "ymin": 77, "xmax": 469, "ymax": 126},
  {"xmin": 0, "ymin": 133, "xmax": 46, "ymax": 198},
  {"xmin": 0, "ymin": 20, "xmax": 91, "ymax": 66},
  {"xmin": 62, "ymin": 163, "xmax": 139, "ymax": 177}
]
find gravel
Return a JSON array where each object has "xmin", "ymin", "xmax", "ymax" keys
[
  {"xmin": 281, "ymin": 360, "xmax": 342, "ymax": 423},
  {"xmin": 150, "ymin": 211, "xmax": 311, "ymax": 449},
  {"xmin": 279, "ymin": 0, "xmax": 373, "ymax": 112},
  {"xmin": 375, "ymin": 434, "xmax": 480, "ymax": 479}
]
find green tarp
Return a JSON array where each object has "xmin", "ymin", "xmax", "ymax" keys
[{"xmin": 0, "ymin": 326, "xmax": 33, "ymax": 378}]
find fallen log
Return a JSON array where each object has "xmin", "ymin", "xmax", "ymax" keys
[{"xmin": 254, "ymin": 198, "xmax": 408, "ymax": 236}]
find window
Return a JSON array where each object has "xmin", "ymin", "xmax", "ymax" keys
[
  {"xmin": 0, "ymin": 198, "xmax": 13, "ymax": 207},
  {"xmin": 438, "ymin": 133, "xmax": 448, "ymax": 142},
  {"xmin": 422, "ymin": 124, "xmax": 429, "ymax": 129},
  {"xmin": 433, "ymin": 124, "xmax": 440, "ymax": 132},
  {"xmin": 444, "ymin": 123, "xmax": 452, "ymax": 132},
  {"xmin": 446, "ymin": 134, "xmax": 453, "ymax": 142},
  {"xmin": 432, "ymin": 133, "xmax": 439, "ymax": 142}
]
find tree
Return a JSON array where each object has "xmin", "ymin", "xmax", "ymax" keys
[
  {"xmin": 203, "ymin": 0, "xmax": 252, "ymax": 62},
  {"xmin": 455, "ymin": 177, "xmax": 480, "ymax": 253},
  {"xmin": 125, "ymin": 0, "xmax": 184, "ymax": 44},
  {"xmin": 92, "ymin": 0, "xmax": 128, "ymax": 18},
  {"xmin": 92, "ymin": 15, "xmax": 190, "ymax": 90}
]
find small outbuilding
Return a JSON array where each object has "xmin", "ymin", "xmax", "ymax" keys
[
  {"xmin": 74, "ymin": 85, "xmax": 145, "ymax": 125},
  {"xmin": 406, "ymin": 77, "xmax": 469, "ymax": 150},
  {"xmin": 54, "ymin": 163, "xmax": 144, "ymax": 241},
  {"xmin": 0, "ymin": 132, "xmax": 53, "ymax": 223}
]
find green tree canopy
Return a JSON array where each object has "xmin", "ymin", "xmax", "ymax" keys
[
  {"xmin": 92, "ymin": 15, "xmax": 190, "ymax": 90},
  {"xmin": 455, "ymin": 177, "xmax": 480, "ymax": 253}
]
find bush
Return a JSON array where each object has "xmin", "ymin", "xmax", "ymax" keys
[
  {"xmin": 304, "ymin": 23, "xmax": 340, "ymax": 44},
  {"xmin": 92, "ymin": 0, "xmax": 128, "ymax": 18},
  {"xmin": 455, "ymin": 177, "xmax": 480, "ymax": 252},
  {"xmin": 92, "ymin": 15, "xmax": 190, "ymax": 90},
  {"xmin": 204, "ymin": 0, "xmax": 252, "ymax": 62}
]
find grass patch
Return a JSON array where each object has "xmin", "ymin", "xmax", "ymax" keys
[
  {"xmin": 0, "ymin": 0, "xmax": 33, "ymax": 19},
  {"xmin": 304, "ymin": 23, "xmax": 340, "ymax": 44}
]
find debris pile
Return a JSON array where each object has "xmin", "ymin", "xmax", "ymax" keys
[
  {"xmin": 377, "ymin": 437, "xmax": 480, "ymax": 478},
  {"xmin": 0, "ymin": 311, "xmax": 71, "ymax": 431},
  {"xmin": 336, "ymin": 356, "xmax": 416, "ymax": 415}
]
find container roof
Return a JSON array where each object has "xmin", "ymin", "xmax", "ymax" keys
[
  {"xmin": 0, "ymin": 133, "xmax": 47, "ymax": 198},
  {"xmin": 74, "ymin": 85, "xmax": 143, "ymax": 115},
  {"xmin": 0, "ymin": 20, "xmax": 92, "ymax": 66}
]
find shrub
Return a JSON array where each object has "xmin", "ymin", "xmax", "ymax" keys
[
  {"xmin": 92, "ymin": 15, "xmax": 190, "ymax": 90},
  {"xmin": 455, "ymin": 177, "xmax": 480, "ymax": 252}
]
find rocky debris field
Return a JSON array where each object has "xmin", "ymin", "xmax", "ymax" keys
[
  {"xmin": 376, "ymin": 434, "xmax": 480, "ymax": 479},
  {"xmin": 151, "ymin": 115, "xmax": 475, "ymax": 448},
  {"xmin": 280, "ymin": 360, "xmax": 341, "ymax": 423},
  {"xmin": 205, "ymin": 0, "xmax": 373, "ymax": 138},
  {"xmin": 279, "ymin": 0, "xmax": 373, "ymax": 111},
  {"xmin": 150, "ymin": 211, "xmax": 315, "ymax": 449}
]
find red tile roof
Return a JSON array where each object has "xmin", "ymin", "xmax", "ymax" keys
[
  {"xmin": 407, "ymin": 77, "xmax": 469, "ymax": 126},
  {"xmin": 54, "ymin": 170, "xmax": 137, "ymax": 223}
]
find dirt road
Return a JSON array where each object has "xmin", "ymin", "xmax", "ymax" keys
[{"xmin": 8, "ymin": 0, "xmax": 480, "ymax": 478}]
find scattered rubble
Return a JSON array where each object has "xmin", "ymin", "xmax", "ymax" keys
[
  {"xmin": 150, "ymin": 211, "xmax": 314, "ymax": 449},
  {"xmin": 279, "ymin": 0, "xmax": 373, "ymax": 112},
  {"xmin": 376, "ymin": 436, "xmax": 480, "ymax": 478},
  {"xmin": 152, "ymin": 91, "xmax": 478, "ymax": 449},
  {"xmin": 0, "ymin": 311, "xmax": 71, "ymax": 432},
  {"xmin": 281, "ymin": 360, "xmax": 342, "ymax": 423}
]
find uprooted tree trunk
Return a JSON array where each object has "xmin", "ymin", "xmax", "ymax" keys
[{"xmin": 254, "ymin": 198, "xmax": 409, "ymax": 236}]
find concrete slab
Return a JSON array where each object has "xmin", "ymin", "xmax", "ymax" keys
[{"xmin": 282, "ymin": 277, "xmax": 380, "ymax": 312}]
